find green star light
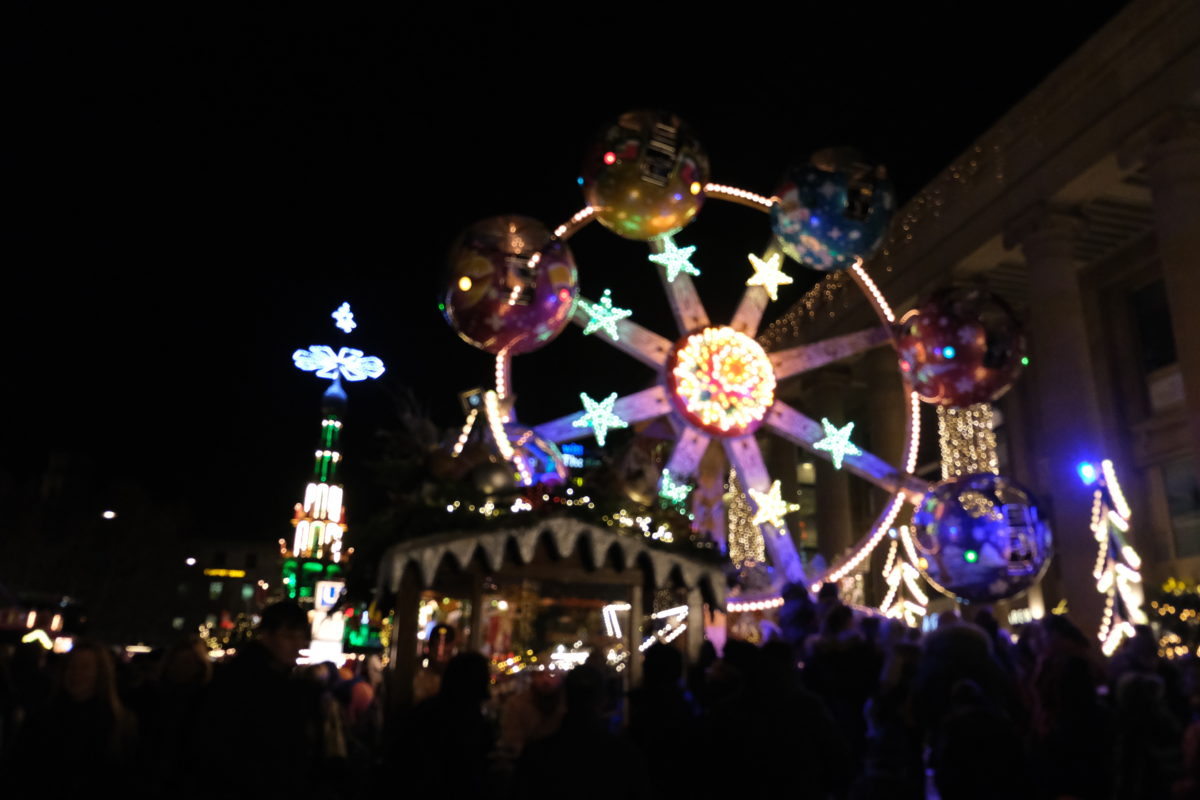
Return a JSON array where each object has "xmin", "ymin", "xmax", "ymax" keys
[
  {"xmin": 648, "ymin": 238, "xmax": 700, "ymax": 283},
  {"xmin": 579, "ymin": 289, "xmax": 633, "ymax": 340},
  {"xmin": 659, "ymin": 469, "xmax": 693, "ymax": 506},
  {"xmin": 573, "ymin": 392, "xmax": 628, "ymax": 446},
  {"xmin": 813, "ymin": 417, "xmax": 863, "ymax": 470}
]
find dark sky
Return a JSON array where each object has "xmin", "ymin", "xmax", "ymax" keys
[{"xmin": 7, "ymin": 4, "xmax": 1129, "ymax": 539}]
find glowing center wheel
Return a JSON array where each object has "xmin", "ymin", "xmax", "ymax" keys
[{"xmin": 668, "ymin": 326, "xmax": 776, "ymax": 437}]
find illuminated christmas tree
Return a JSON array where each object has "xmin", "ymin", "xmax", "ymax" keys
[{"xmin": 283, "ymin": 303, "xmax": 385, "ymax": 606}]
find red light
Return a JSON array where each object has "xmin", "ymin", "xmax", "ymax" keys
[{"xmin": 603, "ymin": 151, "xmax": 617, "ymax": 165}]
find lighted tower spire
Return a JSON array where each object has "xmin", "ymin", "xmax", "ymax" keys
[{"xmin": 283, "ymin": 303, "xmax": 385, "ymax": 602}]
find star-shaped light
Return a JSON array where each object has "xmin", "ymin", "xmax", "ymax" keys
[
  {"xmin": 332, "ymin": 302, "xmax": 356, "ymax": 333},
  {"xmin": 578, "ymin": 289, "xmax": 633, "ymax": 340},
  {"xmin": 813, "ymin": 417, "xmax": 862, "ymax": 469},
  {"xmin": 745, "ymin": 252, "xmax": 793, "ymax": 301},
  {"xmin": 659, "ymin": 469, "xmax": 693, "ymax": 506},
  {"xmin": 572, "ymin": 392, "xmax": 627, "ymax": 446},
  {"xmin": 648, "ymin": 238, "xmax": 700, "ymax": 283},
  {"xmin": 293, "ymin": 345, "xmax": 386, "ymax": 382},
  {"xmin": 749, "ymin": 480, "xmax": 801, "ymax": 529}
]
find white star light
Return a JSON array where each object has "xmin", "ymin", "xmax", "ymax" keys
[
  {"xmin": 745, "ymin": 252, "xmax": 793, "ymax": 301},
  {"xmin": 332, "ymin": 302, "xmax": 356, "ymax": 333},
  {"xmin": 579, "ymin": 289, "xmax": 633, "ymax": 340},
  {"xmin": 813, "ymin": 418, "xmax": 862, "ymax": 469},
  {"xmin": 648, "ymin": 239, "xmax": 700, "ymax": 282},
  {"xmin": 749, "ymin": 480, "xmax": 801, "ymax": 529},
  {"xmin": 293, "ymin": 345, "xmax": 386, "ymax": 382},
  {"xmin": 572, "ymin": 392, "xmax": 628, "ymax": 446}
]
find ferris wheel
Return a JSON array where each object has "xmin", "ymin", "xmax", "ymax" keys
[
  {"xmin": 443, "ymin": 111, "xmax": 1040, "ymax": 606},
  {"xmin": 525, "ymin": 190, "xmax": 929, "ymax": 588}
]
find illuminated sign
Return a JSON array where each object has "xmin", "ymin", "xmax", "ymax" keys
[
  {"xmin": 315, "ymin": 580, "xmax": 344, "ymax": 611},
  {"xmin": 203, "ymin": 568, "xmax": 246, "ymax": 578},
  {"xmin": 21, "ymin": 629, "xmax": 52, "ymax": 650}
]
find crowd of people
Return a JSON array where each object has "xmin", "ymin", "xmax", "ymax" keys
[{"xmin": 2, "ymin": 591, "xmax": 1199, "ymax": 799}]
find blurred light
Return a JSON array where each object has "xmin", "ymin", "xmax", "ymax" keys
[
  {"xmin": 203, "ymin": 568, "xmax": 246, "ymax": 578},
  {"xmin": 603, "ymin": 151, "xmax": 617, "ymax": 165},
  {"xmin": 689, "ymin": 181, "xmax": 701, "ymax": 195},
  {"xmin": 576, "ymin": 176, "xmax": 584, "ymax": 186},
  {"xmin": 963, "ymin": 549, "xmax": 979, "ymax": 563},
  {"xmin": 1021, "ymin": 356, "xmax": 1030, "ymax": 366},
  {"xmin": 1077, "ymin": 461, "xmax": 1098, "ymax": 485},
  {"xmin": 185, "ymin": 557, "xmax": 196, "ymax": 566},
  {"xmin": 458, "ymin": 276, "xmax": 472, "ymax": 292},
  {"xmin": 101, "ymin": 510, "xmax": 116, "ymax": 519},
  {"xmin": 22, "ymin": 630, "xmax": 51, "ymax": 650},
  {"xmin": 942, "ymin": 346, "xmax": 956, "ymax": 359}
]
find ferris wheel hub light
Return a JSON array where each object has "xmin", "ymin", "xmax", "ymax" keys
[{"xmin": 668, "ymin": 326, "xmax": 775, "ymax": 437}]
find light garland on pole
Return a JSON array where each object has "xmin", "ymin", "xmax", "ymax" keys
[
  {"xmin": 1080, "ymin": 459, "xmax": 1146, "ymax": 656},
  {"xmin": 937, "ymin": 403, "xmax": 999, "ymax": 479},
  {"xmin": 726, "ymin": 469, "xmax": 765, "ymax": 566},
  {"xmin": 877, "ymin": 527, "xmax": 930, "ymax": 627}
]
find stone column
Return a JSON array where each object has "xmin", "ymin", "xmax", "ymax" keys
[
  {"xmin": 1004, "ymin": 208, "xmax": 1106, "ymax": 637},
  {"xmin": 1137, "ymin": 117, "xmax": 1200, "ymax": 467},
  {"xmin": 805, "ymin": 369, "xmax": 856, "ymax": 564}
]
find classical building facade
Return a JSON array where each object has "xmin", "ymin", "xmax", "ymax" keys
[{"xmin": 763, "ymin": 0, "xmax": 1200, "ymax": 635}]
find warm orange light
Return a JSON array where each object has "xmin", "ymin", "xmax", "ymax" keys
[{"xmin": 669, "ymin": 326, "xmax": 775, "ymax": 436}]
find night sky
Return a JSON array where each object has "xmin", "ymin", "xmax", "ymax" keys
[{"xmin": 7, "ymin": 4, "xmax": 1129, "ymax": 543}]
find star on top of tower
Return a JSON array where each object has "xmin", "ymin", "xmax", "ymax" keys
[{"xmin": 332, "ymin": 302, "xmax": 356, "ymax": 333}]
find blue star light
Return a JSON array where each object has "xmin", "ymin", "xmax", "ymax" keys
[
  {"xmin": 572, "ymin": 392, "xmax": 627, "ymax": 446},
  {"xmin": 813, "ymin": 418, "xmax": 862, "ymax": 470},
  {"xmin": 293, "ymin": 345, "xmax": 386, "ymax": 382},
  {"xmin": 648, "ymin": 239, "xmax": 700, "ymax": 283},
  {"xmin": 332, "ymin": 302, "xmax": 357, "ymax": 333},
  {"xmin": 579, "ymin": 290, "xmax": 633, "ymax": 340}
]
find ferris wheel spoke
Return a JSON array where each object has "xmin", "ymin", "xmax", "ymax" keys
[
  {"xmin": 721, "ymin": 436, "xmax": 805, "ymax": 584},
  {"xmin": 770, "ymin": 327, "xmax": 893, "ymax": 380},
  {"xmin": 571, "ymin": 300, "xmax": 672, "ymax": 369},
  {"xmin": 663, "ymin": 427, "xmax": 711, "ymax": 480},
  {"xmin": 660, "ymin": 272, "xmax": 709, "ymax": 334},
  {"xmin": 532, "ymin": 386, "xmax": 671, "ymax": 444},
  {"xmin": 764, "ymin": 401, "xmax": 928, "ymax": 498},
  {"xmin": 649, "ymin": 238, "xmax": 710, "ymax": 334}
]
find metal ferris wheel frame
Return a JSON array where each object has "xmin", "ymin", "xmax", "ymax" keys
[{"xmin": 498, "ymin": 183, "xmax": 931, "ymax": 590}]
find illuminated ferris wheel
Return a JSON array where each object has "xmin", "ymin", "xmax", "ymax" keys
[
  {"xmin": 527, "ymin": 192, "xmax": 929, "ymax": 588},
  {"xmin": 441, "ymin": 112, "xmax": 940, "ymax": 595}
]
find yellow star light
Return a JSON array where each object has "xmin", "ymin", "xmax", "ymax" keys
[
  {"xmin": 745, "ymin": 252, "xmax": 793, "ymax": 301},
  {"xmin": 749, "ymin": 480, "xmax": 800, "ymax": 529}
]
